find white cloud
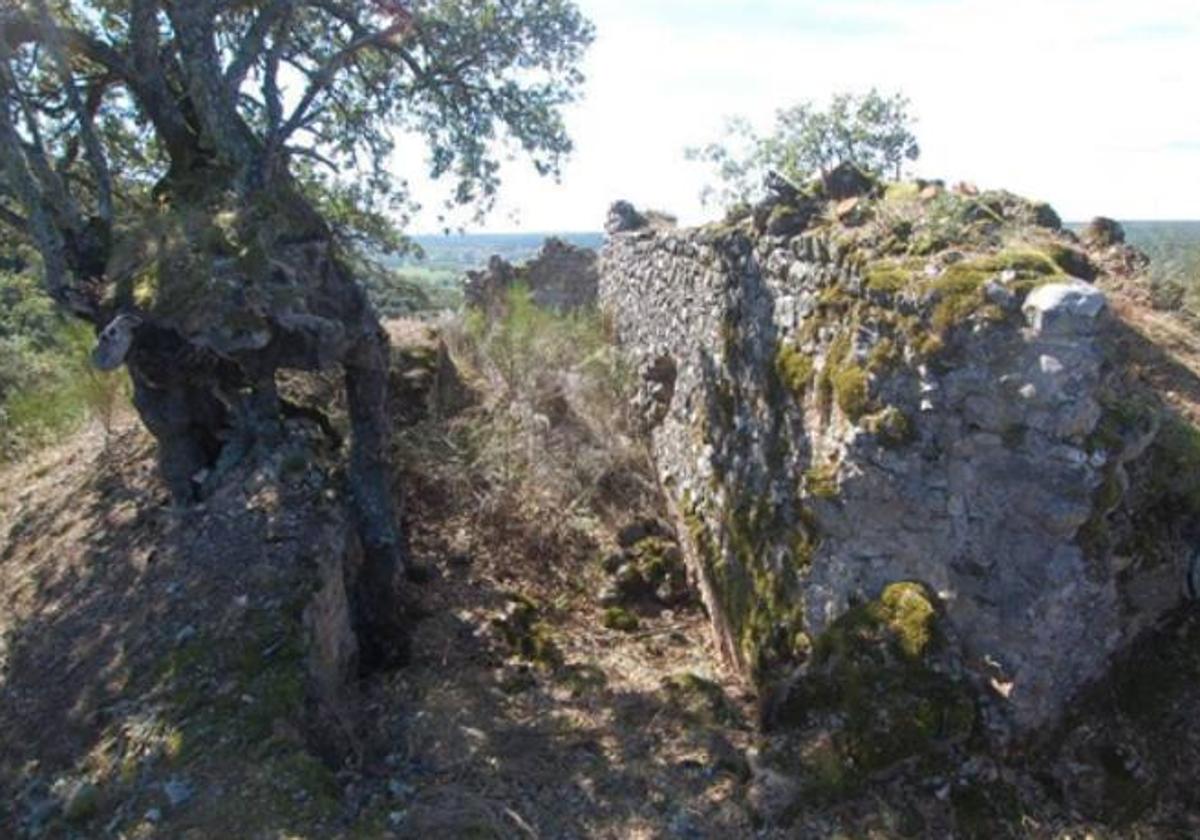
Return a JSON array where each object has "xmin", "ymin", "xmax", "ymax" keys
[{"xmin": 408, "ymin": 0, "xmax": 1199, "ymax": 232}]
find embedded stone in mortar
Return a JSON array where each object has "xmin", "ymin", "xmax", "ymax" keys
[{"xmin": 1023, "ymin": 280, "xmax": 1107, "ymax": 336}]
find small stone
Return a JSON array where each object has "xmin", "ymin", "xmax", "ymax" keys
[
  {"xmin": 387, "ymin": 779, "xmax": 414, "ymax": 799},
  {"xmin": 600, "ymin": 551, "xmax": 625, "ymax": 574},
  {"xmin": 984, "ymin": 280, "xmax": 1016, "ymax": 309},
  {"xmin": 63, "ymin": 781, "xmax": 99, "ymax": 823},
  {"xmin": 1023, "ymin": 280, "xmax": 1107, "ymax": 336},
  {"xmin": 144, "ymin": 807, "xmax": 162, "ymax": 823},
  {"xmin": 163, "ymin": 778, "xmax": 194, "ymax": 808},
  {"xmin": 174, "ymin": 625, "xmax": 197, "ymax": 645}
]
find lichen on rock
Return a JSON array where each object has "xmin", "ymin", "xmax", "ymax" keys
[{"xmin": 599, "ymin": 189, "xmax": 1193, "ymax": 738}]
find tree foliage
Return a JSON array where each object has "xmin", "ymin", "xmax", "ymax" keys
[
  {"xmin": 687, "ymin": 89, "xmax": 920, "ymax": 208},
  {"xmin": 0, "ymin": 0, "xmax": 594, "ymax": 658},
  {"xmin": 0, "ymin": 0, "xmax": 594, "ymax": 313}
]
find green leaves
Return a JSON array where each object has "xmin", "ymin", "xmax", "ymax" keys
[{"xmin": 687, "ymin": 89, "xmax": 920, "ymax": 209}]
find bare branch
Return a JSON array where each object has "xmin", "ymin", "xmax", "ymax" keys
[
  {"xmin": 275, "ymin": 7, "xmax": 414, "ymax": 144},
  {"xmin": 0, "ymin": 35, "xmax": 81, "ymax": 229},
  {"xmin": 32, "ymin": 0, "xmax": 114, "ymax": 223},
  {"xmin": 0, "ymin": 203, "xmax": 28, "ymax": 233},
  {"xmin": 0, "ymin": 69, "xmax": 76, "ymax": 310},
  {"xmin": 224, "ymin": 0, "xmax": 291, "ymax": 93}
]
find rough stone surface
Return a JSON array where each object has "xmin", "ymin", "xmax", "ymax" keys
[
  {"xmin": 598, "ymin": 202, "xmax": 1192, "ymax": 735},
  {"xmin": 822, "ymin": 162, "xmax": 877, "ymax": 200},
  {"xmin": 1023, "ymin": 280, "xmax": 1107, "ymax": 336},
  {"xmin": 464, "ymin": 237, "xmax": 598, "ymax": 314}
]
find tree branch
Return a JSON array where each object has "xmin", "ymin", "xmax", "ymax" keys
[
  {"xmin": 0, "ymin": 70, "xmax": 77, "ymax": 311},
  {"xmin": 224, "ymin": 0, "xmax": 291, "ymax": 93},
  {"xmin": 164, "ymin": 1, "xmax": 261, "ymax": 169},
  {"xmin": 33, "ymin": 0, "xmax": 114, "ymax": 223},
  {"xmin": 275, "ymin": 8, "xmax": 414, "ymax": 145},
  {"xmin": 0, "ymin": 203, "xmax": 28, "ymax": 233}
]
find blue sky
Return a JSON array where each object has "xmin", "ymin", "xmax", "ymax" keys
[{"xmin": 408, "ymin": 0, "xmax": 1199, "ymax": 232}]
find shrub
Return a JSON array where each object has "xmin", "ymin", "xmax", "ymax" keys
[
  {"xmin": 439, "ymin": 284, "xmax": 652, "ymax": 529},
  {"xmin": 0, "ymin": 272, "xmax": 131, "ymax": 460}
]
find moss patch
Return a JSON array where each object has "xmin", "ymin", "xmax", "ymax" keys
[
  {"xmin": 775, "ymin": 582, "xmax": 975, "ymax": 775},
  {"xmin": 830, "ymin": 363, "xmax": 870, "ymax": 421},
  {"xmin": 805, "ymin": 461, "xmax": 840, "ymax": 499},
  {"xmin": 864, "ymin": 263, "xmax": 914, "ymax": 294},
  {"xmin": 602, "ymin": 607, "xmax": 639, "ymax": 632},
  {"xmin": 929, "ymin": 248, "xmax": 1064, "ymax": 332},
  {"xmin": 862, "ymin": 405, "xmax": 913, "ymax": 448},
  {"xmin": 775, "ymin": 342, "xmax": 815, "ymax": 399}
]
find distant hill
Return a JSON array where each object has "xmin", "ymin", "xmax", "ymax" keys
[
  {"xmin": 368, "ymin": 222, "xmax": 1200, "ymax": 319},
  {"xmin": 400, "ymin": 232, "xmax": 605, "ymax": 271},
  {"xmin": 1120, "ymin": 221, "xmax": 1200, "ymax": 291},
  {"xmin": 1071, "ymin": 220, "xmax": 1200, "ymax": 308},
  {"xmin": 367, "ymin": 232, "xmax": 604, "ymax": 317}
]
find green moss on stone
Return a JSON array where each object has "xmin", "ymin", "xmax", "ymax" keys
[
  {"xmin": 930, "ymin": 266, "xmax": 989, "ymax": 332},
  {"xmin": 864, "ymin": 263, "xmax": 912, "ymax": 293},
  {"xmin": 602, "ymin": 607, "xmax": 639, "ymax": 632},
  {"xmin": 877, "ymin": 582, "xmax": 936, "ymax": 658},
  {"xmin": 862, "ymin": 405, "xmax": 913, "ymax": 448},
  {"xmin": 805, "ymin": 461, "xmax": 840, "ymax": 499},
  {"xmin": 775, "ymin": 342, "xmax": 815, "ymax": 399},
  {"xmin": 777, "ymin": 582, "xmax": 975, "ymax": 775},
  {"xmin": 830, "ymin": 363, "xmax": 870, "ymax": 421},
  {"xmin": 866, "ymin": 338, "xmax": 899, "ymax": 374}
]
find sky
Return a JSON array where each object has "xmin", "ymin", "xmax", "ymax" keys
[{"xmin": 410, "ymin": 0, "xmax": 1199, "ymax": 233}]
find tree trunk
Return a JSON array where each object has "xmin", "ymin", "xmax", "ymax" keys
[{"xmin": 113, "ymin": 166, "xmax": 410, "ymax": 665}]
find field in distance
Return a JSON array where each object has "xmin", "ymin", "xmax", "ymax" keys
[{"xmin": 370, "ymin": 223, "xmax": 1199, "ymax": 317}]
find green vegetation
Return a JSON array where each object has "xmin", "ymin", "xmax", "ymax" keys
[
  {"xmin": 686, "ymin": 88, "xmax": 919, "ymax": 207},
  {"xmin": 864, "ymin": 262, "xmax": 912, "ymax": 293},
  {"xmin": 929, "ymin": 248, "xmax": 1063, "ymax": 331},
  {"xmin": 805, "ymin": 462, "xmax": 840, "ymax": 498},
  {"xmin": 777, "ymin": 582, "xmax": 975, "ymax": 775},
  {"xmin": 774, "ymin": 342, "xmax": 815, "ymax": 398},
  {"xmin": 1120, "ymin": 221, "xmax": 1200, "ymax": 315},
  {"xmin": 0, "ymin": 270, "xmax": 130, "ymax": 461},
  {"xmin": 602, "ymin": 606, "xmax": 639, "ymax": 632},
  {"xmin": 445, "ymin": 283, "xmax": 642, "ymax": 530},
  {"xmin": 829, "ymin": 363, "xmax": 870, "ymax": 421},
  {"xmin": 862, "ymin": 405, "xmax": 913, "ymax": 447}
]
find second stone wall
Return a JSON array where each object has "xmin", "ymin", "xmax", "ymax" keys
[{"xmin": 598, "ymin": 222, "xmax": 1167, "ymax": 735}]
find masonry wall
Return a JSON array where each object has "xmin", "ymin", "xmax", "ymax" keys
[{"xmin": 599, "ymin": 222, "xmax": 1181, "ymax": 734}]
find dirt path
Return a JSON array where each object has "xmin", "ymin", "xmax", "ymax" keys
[
  {"xmin": 0, "ymin": 412, "xmax": 758, "ymax": 839},
  {"xmin": 357, "ymin": 425, "xmax": 757, "ymax": 838}
]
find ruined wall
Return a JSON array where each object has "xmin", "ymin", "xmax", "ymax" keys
[
  {"xmin": 599, "ymin": 206, "xmax": 1192, "ymax": 735},
  {"xmin": 465, "ymin": 237, "xmax": 598, "ymax": 314}
]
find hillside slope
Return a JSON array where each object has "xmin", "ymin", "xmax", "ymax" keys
[{"xmin": 1, "ymin": 271, "xmax": 1199, "ymax": 838}]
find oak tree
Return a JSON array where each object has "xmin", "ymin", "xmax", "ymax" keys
[
  {"xmin": 0, "ymin": 0, "xmax": 593, "ymax": 662},
  {"xmin": 687, "ymin": 89, "xmax": 919, "ymax": 208}
]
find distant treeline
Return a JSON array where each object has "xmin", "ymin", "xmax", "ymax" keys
[{"xmin": 397, "ymin": 232, "xmax": 604, "ymax": 271}]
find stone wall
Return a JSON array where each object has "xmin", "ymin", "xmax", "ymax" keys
[
  {"xmin": 465, "ymin": 237, "xmax": 598, "ymax": 314},
  {"xmin": 598, "ymin": 207, "xmax": 1191, "ymax": 735}
]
